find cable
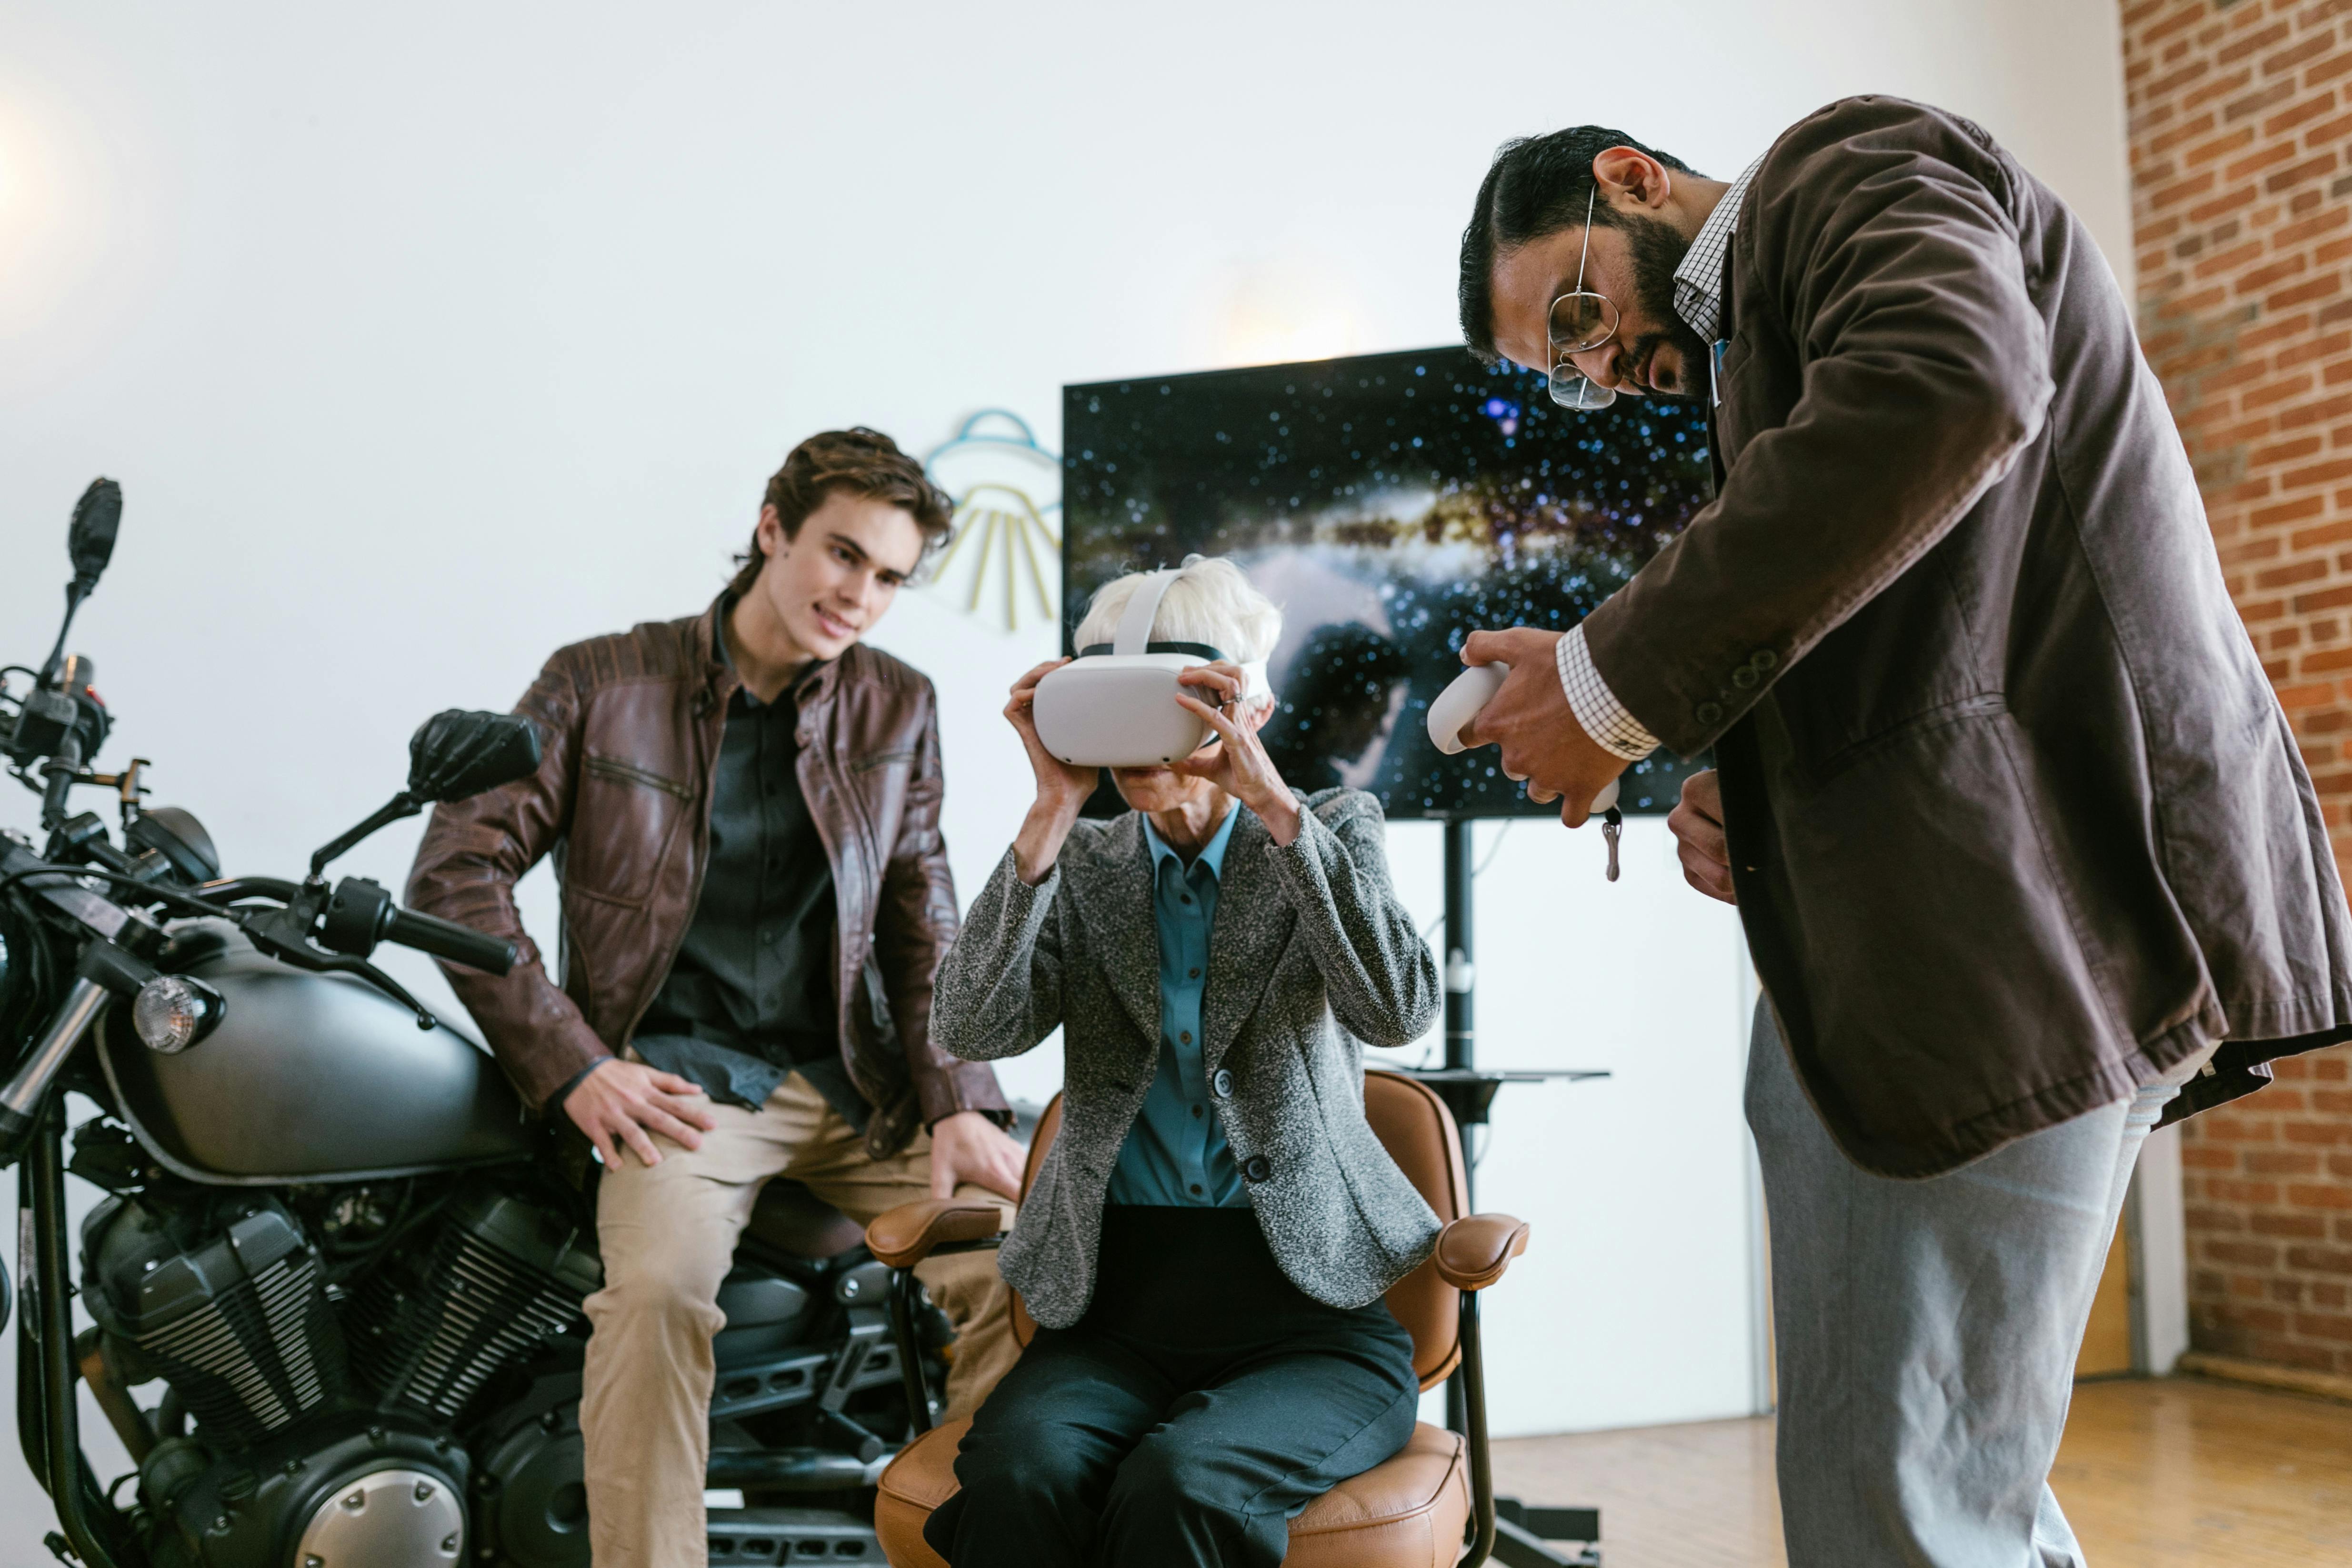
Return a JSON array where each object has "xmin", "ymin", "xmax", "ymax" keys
[
  {"xmin": 0, "ymin": 863, "xmax": 236, "ymax": 924},
  {"xmin": 1420, "ymin": 820, "xmax": 1514, "ymax": 943},
  {"xmin": 4, "ymin": 884, "xmax": 64, "ymax": 1028},
  {"xmin": 1472, "ymin": 820, "xmax": 1516, "ymax": 879}
]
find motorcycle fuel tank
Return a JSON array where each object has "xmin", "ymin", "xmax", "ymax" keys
[{"xmin": 99, "ymin": 929, "xmax": 536, "ymax": 1183}]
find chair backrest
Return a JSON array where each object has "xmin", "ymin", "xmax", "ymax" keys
[
  {"xmin": 1362, "ymin": 1070, "xmax": 1470, "ymax": 1389},
  {"xmin": 1007, "ymin": 1072, "xmax": 1467, "ymax": 1390}
]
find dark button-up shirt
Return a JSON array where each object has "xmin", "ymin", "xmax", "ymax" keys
[
  {"xmin": 1105, "ymin": 808, "xmax": 1247, "ymax": 1207},
  {"xmin": 631, "ymin": 640, "xmax": 862, "ymax": 1125}
]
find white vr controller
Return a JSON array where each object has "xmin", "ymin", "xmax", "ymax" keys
[
  {"xmin": 1428, "ymin": 661, "xmax": 1620, "ymax": 817},
  {"xmin": 1032, "ymin": 564, "xmax": 1271, "ymax": 768}
]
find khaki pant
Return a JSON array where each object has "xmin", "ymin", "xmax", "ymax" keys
[{"xmin": 581, "ymin": 1070, "xmax": 1018, "ymax": 1568}]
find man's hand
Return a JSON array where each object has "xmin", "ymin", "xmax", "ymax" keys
[
  {"xmin": 563, "ymin": 1059, "xmax": 720, "ymax": 1169},
  {"xmin": 1457, "ymin": 628, "xmax": 1628, "ymax": 828},
  {"xmin": 1667, "ymin": 769, "xmax": 1737, "ymax": 903},
  {"xmin": 928, "ymin": 1109, "xmax": 1026, "ymax": 1200}
]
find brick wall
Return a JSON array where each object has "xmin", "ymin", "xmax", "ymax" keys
[{"xmin": 2123, "ymin": 0, "xmax": 2352, "ymax": 1376}]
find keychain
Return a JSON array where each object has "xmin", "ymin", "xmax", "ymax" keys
[{"xmin": 1593, "ymin": 778, "xmax": 1622, "ymax": 882}]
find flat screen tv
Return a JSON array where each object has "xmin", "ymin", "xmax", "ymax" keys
[{"xmin": 1061, "ymin": 346, "xmax": 1712, "ymax": 819}]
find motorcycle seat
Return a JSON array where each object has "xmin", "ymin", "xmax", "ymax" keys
[{"xmin": 742, "ymin": 1178, "xmax": 866, "ymax": 1260}]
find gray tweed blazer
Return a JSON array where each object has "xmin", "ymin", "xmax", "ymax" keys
[{"xmin": 934, "ymin": 788, "xmax": 1443, "ymax": 1329}]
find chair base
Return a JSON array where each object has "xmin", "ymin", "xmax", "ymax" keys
[{"xmin": 1490, "ymin": 1514, "xmax": 1602, "ymax": 1567}]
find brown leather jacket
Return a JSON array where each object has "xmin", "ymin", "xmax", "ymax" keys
[
  {"xmin": 1581, "ymin": 98, "xmax": 2352, "ymax": 1175},
  {"xmin": 407, "ymin": 598, "xmax": 1007, "ymax": 1157}
]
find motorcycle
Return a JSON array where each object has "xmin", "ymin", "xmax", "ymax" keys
[{"xmin": 2, "ymin": 481, "xmax": 951, "ymax": 1568}]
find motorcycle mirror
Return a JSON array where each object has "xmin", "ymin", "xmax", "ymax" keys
[
  {"xmin": 406, "ymin": 710, "xmax": 542, "ymax": 803},
  {"xmin": 68, "ymin": 478, "xmax": 122, "ymax": 591},
  {"xmin": 31, "ymin": 479, "xmax": 123, "ymax": 689}
]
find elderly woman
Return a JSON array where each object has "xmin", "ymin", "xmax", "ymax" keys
[{"xmin": 922, "ymin": 557, "xmax": 1442, "ymax": 1568}]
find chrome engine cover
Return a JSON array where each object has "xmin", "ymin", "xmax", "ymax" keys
[{"xmin": 292, "ymin": 1468, "xmax": 463, "ymax": 1568}]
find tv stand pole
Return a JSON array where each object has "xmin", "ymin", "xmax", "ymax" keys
[
  {"xmin": 1431, "ymin": 817, "xmax": 1602, "ymax": 1568},
  {"xmin": 1443, "ymin": 818, "xmax": 1477, "ymax": 1164}
]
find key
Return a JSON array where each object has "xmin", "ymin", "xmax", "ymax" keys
[{"xmin": 1602, "ymin": 807, "xmax": 1622, "ymax": 883}]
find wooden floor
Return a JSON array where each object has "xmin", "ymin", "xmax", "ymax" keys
[{"xmin": 1488, "ymin": 1375, "xmax": 2352, "ymax": 1567}]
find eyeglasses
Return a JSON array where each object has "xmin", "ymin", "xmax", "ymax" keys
[{"xmin": 1547, "ymin": 186, "xmax": 1621, "ymax": 411}]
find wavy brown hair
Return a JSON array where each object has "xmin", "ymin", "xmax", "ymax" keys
[{"xmin": 728, "ymin": 427, "xmax": 955, "ymax": 597}]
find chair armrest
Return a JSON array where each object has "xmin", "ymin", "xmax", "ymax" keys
[
  {"xmin": 866, "ymin": 1198, "xmax": 1008, "ymax": 1269},
  {"xmin": 1433, "ymin": 1213, "xmax": 1529, "ymax": 1291}
]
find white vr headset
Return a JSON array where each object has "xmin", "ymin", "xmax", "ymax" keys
[{"xmin": 1032, "ymin": 565, "xmax": 1272, "ymax": 767}]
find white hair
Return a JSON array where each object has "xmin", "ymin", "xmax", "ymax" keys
[{"xmin": 1073, "ymin": 555, "xmax": 1283, "ymax": 664}]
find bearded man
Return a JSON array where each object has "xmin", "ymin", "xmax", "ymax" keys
[{"xmin": 1452, "ymin": 99, "xmax": 2352, "ymax": 1565}]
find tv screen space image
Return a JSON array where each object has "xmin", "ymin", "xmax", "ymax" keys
[{"xmin": 1062, "ymin": 346, "xmax": 1714, "ymax": 819}]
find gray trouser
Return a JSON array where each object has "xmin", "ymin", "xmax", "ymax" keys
[{"xmin": 1747, "ymin": 999, "xmax": 2182, "ymax": 1567}]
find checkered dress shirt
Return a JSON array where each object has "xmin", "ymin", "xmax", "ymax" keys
[{"xmin": 1558, "ymin": 159, "xmax": 1762, "ymax": 761}]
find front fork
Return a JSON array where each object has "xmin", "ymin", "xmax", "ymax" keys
[
  {"xmin": 20, "ymin": 1098, "xmax": 140, "ymax": 1568},
  {"xmin": 0, "ymin": 976, "xmax": 111, "ymax": 1168}
]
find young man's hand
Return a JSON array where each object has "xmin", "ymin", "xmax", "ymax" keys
[
  {"xmin": 928, "ymin": 1109, "xmax": 1026, "ymax": 1200},
  {"xmin": 563, "ymin": 1059, "xmax": 720, "ymax": 1169}
]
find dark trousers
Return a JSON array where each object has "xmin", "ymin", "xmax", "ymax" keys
[{"xmin": 925, "ymin": 1205, "xmax": 1419, "ymax": 1568}]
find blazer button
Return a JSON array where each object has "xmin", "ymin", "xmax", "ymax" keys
[
  {"xmin": 1695, "ymin": 701, "xmax": 1724, "ymax": 726},
  {"xmin": 1211, "ymin": 1068, "xmax": 1235, "ymax": 1098},
  {"xmin": 1242, "ymin": 1155, "xmax": 1271, "ymax": 1183},
  {"xmin": 1731, "ymin": 666, "xmax": 1759, "ymax": 689},
  {"xmin": 1752, "ymin": 649, "xmax": 1778, "ymax": 672}
]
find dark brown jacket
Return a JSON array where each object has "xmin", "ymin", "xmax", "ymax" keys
[
  {"xmin": 1582, "ymin": 97, "xmax": 2352, "ymax": 1177},
  {"xmin": 407, "ymin": 599, "xmax": 1006, "ymax": 1157}
]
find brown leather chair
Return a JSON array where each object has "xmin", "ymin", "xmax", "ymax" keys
[{"xmin": 861, "ymin": 1069, "xmax": 1530, "ymax": 1568}]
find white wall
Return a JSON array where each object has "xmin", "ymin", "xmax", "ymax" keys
[{"xmin": 0, "ymin": 0, "xmax": 2131, "ymax": 1548}]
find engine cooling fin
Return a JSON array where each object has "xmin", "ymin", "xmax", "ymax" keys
[
  {"xmin": 351, "ymin": 1190, "xmax": 602, "ymax": 1422},
  {"xmin": 83, "ymin": 1198, "xmax": 345, "ymax": 1449}
]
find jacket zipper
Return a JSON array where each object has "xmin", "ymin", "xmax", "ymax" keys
[
  {"xmin": 611, "ymin": 688, "xmax": 723, "ymax": 1051},
  {"xmin": 584, "ymin": 754, "xmax": 696, "ymax": 799}
]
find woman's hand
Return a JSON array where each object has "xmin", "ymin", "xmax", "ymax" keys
[
  {"xmin": 1172, "ymin": 663, "xmax": 1301, "ymax": 846},
  {"xmin": 1006, "ymin": 659, "xmax": 1095, "ymax": 883},
  {"xmin": 1006, "ymin": 659, "xmax": 1097, "ymax": 812}
]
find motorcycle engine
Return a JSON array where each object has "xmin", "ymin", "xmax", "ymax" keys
[
  {"xmin": 85, "ymin": 1185, "xmax": 601, "ymax": 1568},
  {"xmin": 83, "ymin": 1195, "xmax": 346, "ymax": 1449}
]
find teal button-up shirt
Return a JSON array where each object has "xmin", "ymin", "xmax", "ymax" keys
[{"xmin": 1105, "ymin": 807, "xmax": 1249, "ymax": 1207}]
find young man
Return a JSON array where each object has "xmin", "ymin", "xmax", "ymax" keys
[
  {"xmin": 1451, "ymin": 101, "xmax": 2352, "ymax": 1564},
  {"xmin": 408, "ymin": 427, "xmax": 1026, "ymax": 1568}
]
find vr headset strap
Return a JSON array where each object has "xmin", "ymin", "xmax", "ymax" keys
[
  {"xmin": 1111, "ymin": 567, "xmax": 1183, "ymax": 656},
  {"xmin": 1102, "ymin": 561, "xmax": 1270, "ymax": 701}
]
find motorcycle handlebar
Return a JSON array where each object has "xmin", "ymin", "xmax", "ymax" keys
[
  {"xmin": 380, "ymin": 905, "xmax": 516, "ymax": 976},
  {"xmin": 202, "ymin": 875, "xmax": 513, "ymax": 975}
]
